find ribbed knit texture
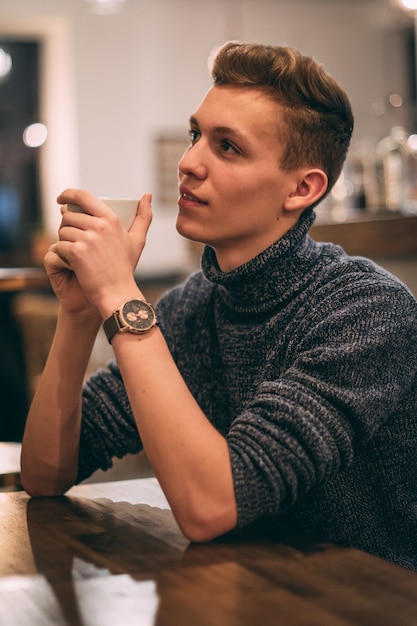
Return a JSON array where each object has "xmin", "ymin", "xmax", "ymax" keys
[{"xmin": 79, "ymin": 209, "xmax": 417, "ymax": 570}]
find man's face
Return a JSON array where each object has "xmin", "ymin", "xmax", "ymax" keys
[{"xmin": 177, "ymin": 84, "xmax": 302, "ymax": 271}]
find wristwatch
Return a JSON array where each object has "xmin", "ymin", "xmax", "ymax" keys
[{"xmin": 103, "ymin": 299, "xmax": 157, "ymax": 344}]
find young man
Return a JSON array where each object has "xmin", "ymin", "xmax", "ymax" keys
[{"xmin": 21, "ymin": 42, "xmax": 417, "ymax": 571}]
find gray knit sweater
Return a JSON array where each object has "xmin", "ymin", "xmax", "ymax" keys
[{"xmin": 79, "ymin": 209, "xmax": 417, "ymax": 571}]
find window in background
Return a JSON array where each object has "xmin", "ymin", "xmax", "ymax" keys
[{"xmin": 0, "ymin": 40, "xmax": 41, "ymax": 266}]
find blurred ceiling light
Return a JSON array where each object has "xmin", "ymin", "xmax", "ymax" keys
[
  {"xmin": 395, "ymin": 0, "xmax": 417, "ymax": 11},
  {"xmin": 23, "ymin": 123, "xmax": 48, "ymax": 148},
  {"xmin": 0, "ymin": 48, "xmax": 12, "ymax": 79},
  {"xmin": 407, "ymin": 134, "xmax": 417, "ymax": 152},
  {"xmin": 389, "ymin": 93, "xmax": 403, "ymax": 108},
  {"xmin": 84, "ymin": 0, "xmax": 128, "ymax": 14}
]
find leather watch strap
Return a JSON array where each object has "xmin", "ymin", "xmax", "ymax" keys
[{"xmin": 103, "ymin": 313, "xmax": 121, "ymax": 344}]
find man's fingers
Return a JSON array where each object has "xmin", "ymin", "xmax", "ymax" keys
[{"xmin": 130, "ymin": 193, "xmax": 153, "ymax": 234}]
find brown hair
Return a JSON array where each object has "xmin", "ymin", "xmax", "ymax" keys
[{"xmin": 210, "ymin": 41, "xmax": 354, "ymax": 201}]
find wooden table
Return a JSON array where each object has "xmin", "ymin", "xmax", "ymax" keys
[
  {"xmin": 1, "ymin": 478, "xmax": 416, "ymax": 625},
  {"xmin": 0, "ymin": 267, "xmax": 51, "ymax": 293}
]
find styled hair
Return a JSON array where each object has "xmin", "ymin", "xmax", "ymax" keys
[{"xmin": 209, "ymin": 41, "xmax": 354, "ymax": 201}]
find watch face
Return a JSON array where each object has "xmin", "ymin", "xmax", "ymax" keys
[{"xmin": 120, "ymin": 300, "xmax": 156, "ymax": 333}]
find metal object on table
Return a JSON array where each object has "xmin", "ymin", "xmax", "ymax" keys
[{"xmin": 0, "ymin": 442, "xmax": 22, "ymax": 491}]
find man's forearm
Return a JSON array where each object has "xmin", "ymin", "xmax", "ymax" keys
[
  {"xmin": 20, "ymin": 308, "xmax": 101, "ymax": 496},
  {"xmin": 113, "ymin": 324, "xmax": 238, "ymax": 542}
]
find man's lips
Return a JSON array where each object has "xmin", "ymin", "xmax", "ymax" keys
[{"xmin": 179, "ymin": 188, "xmax": 207, "ymax": 205}]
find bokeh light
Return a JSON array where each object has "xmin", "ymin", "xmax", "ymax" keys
[
  {"xmin": 0, "ymin": 48, "xmax": 12, "ymax": 79},
  {"xmin": 23, "ymin": 123, "xmax": 48, "ymax": 148}
]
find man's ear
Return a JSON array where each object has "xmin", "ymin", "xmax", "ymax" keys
[{"xmin": 284, "ymin": 169, "xmax": 328, "ymax": 212}]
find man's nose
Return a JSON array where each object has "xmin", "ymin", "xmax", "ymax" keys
[{"xmin": 178, "ymin": 143, "xmax": 208, "ymax": 179}]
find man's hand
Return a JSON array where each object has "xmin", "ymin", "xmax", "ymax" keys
[{"xmin": 52, "ymin": 190, "xmax": 153, "ymax": 319}]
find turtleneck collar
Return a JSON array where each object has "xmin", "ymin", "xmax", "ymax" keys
[{"xmin": 201, "ymin": 209, "xmax": 322, "ymax": 314}]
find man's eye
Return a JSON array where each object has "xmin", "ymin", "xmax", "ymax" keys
[
  {"xmin": 188, "ymin": 129, "xmax": 200, "ymax": 144},
  {"xmin": 220, "ymin": 140, "xmax": 239, "ymax": 155}
]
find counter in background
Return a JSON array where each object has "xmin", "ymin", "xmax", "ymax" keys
[{"xmin": 311, "ymin": 210, "xmax": 417, "ymax": 296}]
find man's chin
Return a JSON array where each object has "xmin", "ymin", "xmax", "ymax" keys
[{"xmin": 176, "ymin": 218, "xmax": 204, "ymax": 244}]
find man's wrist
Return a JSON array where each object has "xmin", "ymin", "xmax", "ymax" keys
[{"xmin": 97, "ymin": 287, "xmax": 145, "ymax": 321}]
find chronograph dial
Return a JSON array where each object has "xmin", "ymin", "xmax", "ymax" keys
[{"xmin": 103, "ymin": 299, "xmax": 157, "ymax": 343}]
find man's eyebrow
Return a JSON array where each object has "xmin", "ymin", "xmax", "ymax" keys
[{"xmin": 189, "ymin": 115, "xmax": 246, "ymax": 141}]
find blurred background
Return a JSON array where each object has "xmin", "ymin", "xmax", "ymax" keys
[{"xmin": 1, "ymin": 0, "xmax": 417, "ymax": 446}]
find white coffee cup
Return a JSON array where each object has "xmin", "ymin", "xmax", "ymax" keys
[{"xmin": 67, "ymin": 197, "xmax": 138, "ymax": 229}]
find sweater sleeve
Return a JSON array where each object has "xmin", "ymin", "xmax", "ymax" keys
[
  {"xmin": 77, "ymin": 360, "xmax": 142, "ymax": 482},
  {"xmin": 227, "ymin": 276, "xmax": 417, "ymax": 528},
  {"xmin": 75, "ymin": 282, "xmax": 190, "ymax": 483}
]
